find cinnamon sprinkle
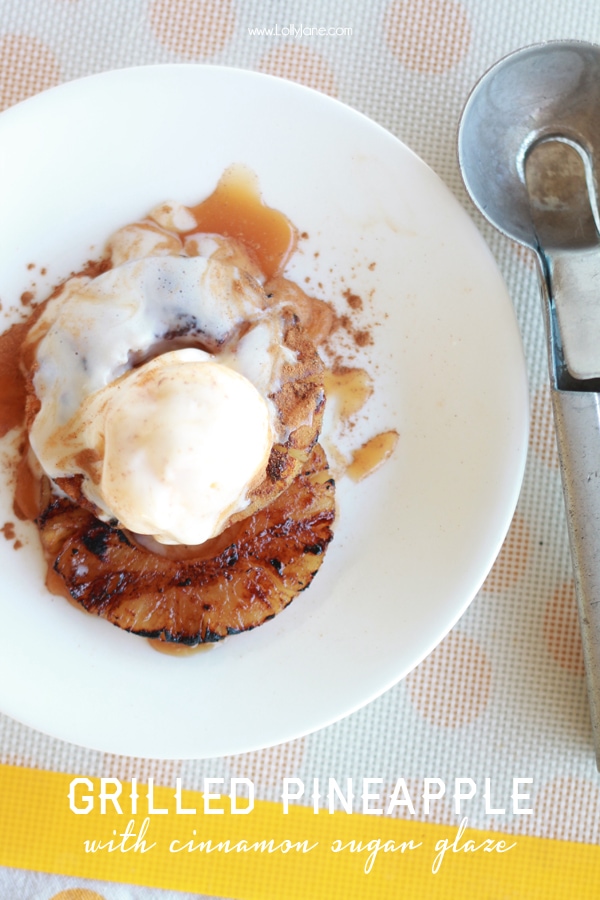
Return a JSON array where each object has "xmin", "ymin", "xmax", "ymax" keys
[{"xmin": 1, "ymin": 522, "xmax": 16, "ymax": 541}]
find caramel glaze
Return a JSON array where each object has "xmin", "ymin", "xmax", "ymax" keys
[
  {"xmin": 13, "ymin": 447, "xmax": 46, "ymax": 522},
  {"xmin": 46, "ymin": 565, "xmax": 76, "ymax": 601},
  {"xmin": 324, "ymin": 366, "xmax": 374, "ymax": 421},
  {"xmin": 187, "ymin": 165, "xmax": 296, "ymax": 280},
  {"xmin": 0, "ymin": 321, "xmax": 30, "ymax": 438},
  {"xmin": 0, "ymin": 291, "xmax": 64, "ymax": 441},
  {"xmin": 347, "ymin": 431, "xmax": 399, "ymax": 482},
  {"xmin": 148, "ymin": 639, "xmax": 214, "ymax": 656}
]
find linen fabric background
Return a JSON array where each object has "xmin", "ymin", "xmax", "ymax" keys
[{"xmin": 1, "ymin": 0, "xmax": 600, "ymax": 897}]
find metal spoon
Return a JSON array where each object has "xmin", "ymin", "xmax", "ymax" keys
[{"xmin": 458, "ymin": 40, "xmax": 600, "ymax": 767}]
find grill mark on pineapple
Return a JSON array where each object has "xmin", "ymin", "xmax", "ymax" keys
[
  {"xmin": 303, "ymin": 543, "xmax": 323, "ymax": 555},
  {"xmin": 225, "ymin": 544, "xmax": 238, "ymax": 566},
  {"xmin": 81, "ymin": 523, "xmax": 111, "ymax": 558},
  {"xmin": 266, "ymin": 447, "xmax": 288, "ymax": 482},
  {"xmin": 39, "ymin": 445, "xmax": 335, "ymax": 643}
]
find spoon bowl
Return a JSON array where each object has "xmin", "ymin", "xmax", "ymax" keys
[{"xmin": 459, "ymin": 40, "xmax": 600, "ymax": 249}]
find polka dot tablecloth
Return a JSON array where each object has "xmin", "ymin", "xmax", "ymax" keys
[{"xmin": 1, "ymin": 0, "xmax": 600, "ymax": 896}]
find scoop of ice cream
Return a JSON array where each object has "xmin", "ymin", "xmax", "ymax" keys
[
  {"xmin": 75, "ymin": 349, "xmax": 273, "ymax": 544},
  {"xmin": 24, "ymin": 251, "xmax": 311, "ymax": 545}
]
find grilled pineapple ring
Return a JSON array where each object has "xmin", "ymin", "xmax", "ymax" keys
[{"xmin": 38, "ymin": 444, "xmax": 335, "ymax": 644}]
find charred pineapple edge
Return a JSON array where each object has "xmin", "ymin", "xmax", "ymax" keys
[{"xmin": 37, "ymin": 443, "xmax": 336, "ymax": 644}]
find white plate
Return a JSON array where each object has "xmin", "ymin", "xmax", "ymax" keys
[{"xmin": 0, "ymin": 66, "xmax": 528, "ymax": 758}]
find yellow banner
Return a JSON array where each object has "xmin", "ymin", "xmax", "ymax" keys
[{"xmin": 0, "ymin": 764, "xmax": 599, "ymax": 898}]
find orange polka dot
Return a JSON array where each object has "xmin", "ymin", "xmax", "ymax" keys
[
  {"xmin": 543, "ymin": 580, "xmax": 585, "ymax": 676},
  {"xmin": 482, "ymin": 511, "xmax": 531, "ymax": 593},
  {"xmin": 50, "ymin": 891, "xmax": 106, "ymax": 900},
  {"xmin": 383, "ymin": 0, "xmax": 471, "ymax": 74},
  {"xmin": 530, "ymin": 385, "xmax": 559, "ymax": 469},
  {"xmin": 0, "ymin": 35, "xmax": 61, "ymax": 112},
  {"xmin": 149, "ymin": 0, "xmax": 236, "ymax": 59},
  {"xmin": 405, "ymin": 632, "xmax": 492, "ymax": 727},
  {"xmin": 227, "ymin": 737, "xmax": 306, "ymax": 794},
  {"xmin": 257, "ymin": 45, "xmax": 337, "ymax": 97}
]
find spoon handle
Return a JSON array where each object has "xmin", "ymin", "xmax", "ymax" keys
[
  {"xmin": 547, "ymin": 250, "xmax": 600, "ymax": 383},
  {"xmin": 552, "ymin": 388, "xmax": 600, "ymax": 766}
]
